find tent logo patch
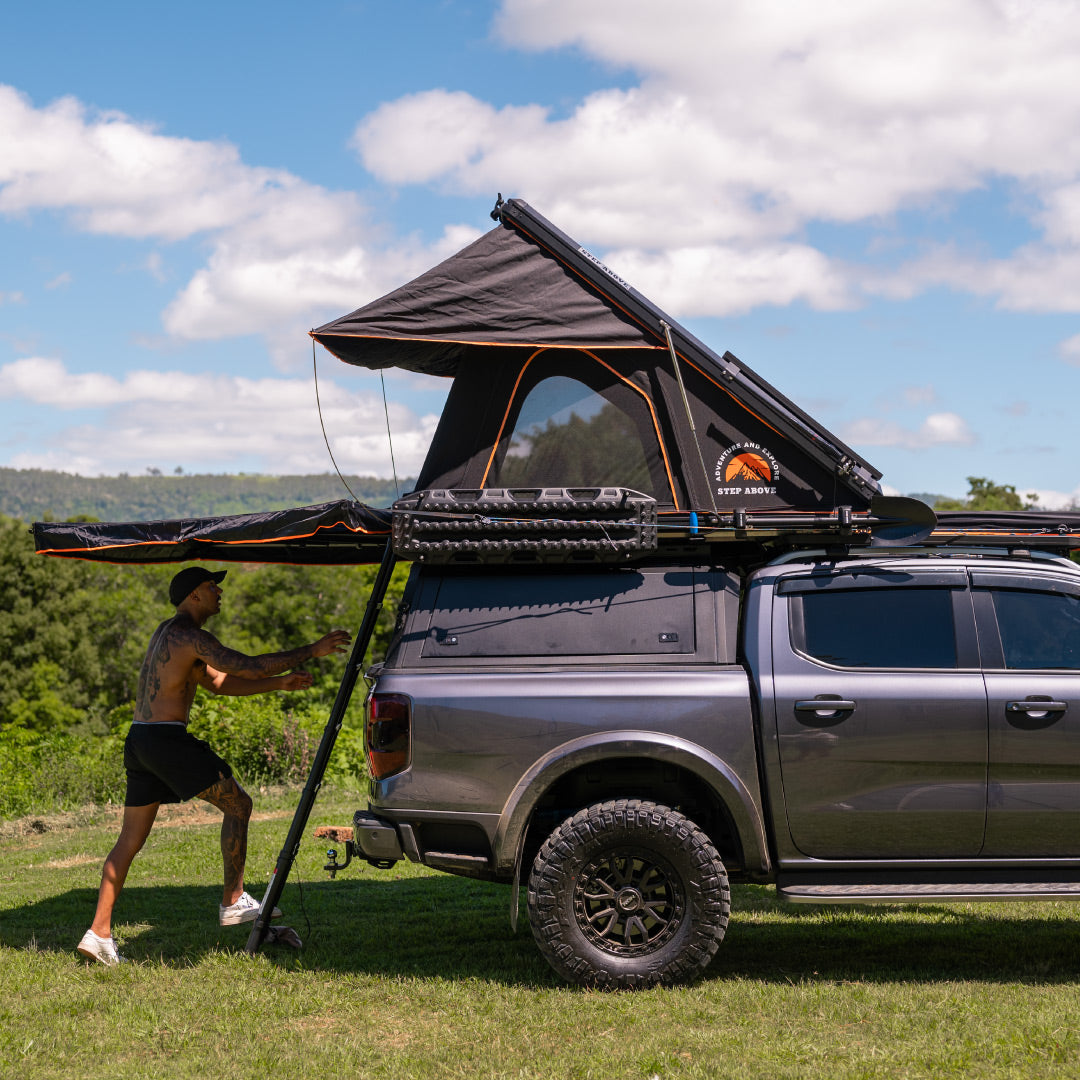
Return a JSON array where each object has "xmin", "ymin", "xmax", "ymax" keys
[{"xmin": 715, "ymin": 443, "xmax": 780, "ymax": 496}]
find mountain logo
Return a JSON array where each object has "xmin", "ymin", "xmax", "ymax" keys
[
  {"xmin": 715, "ymin": 442, "xmax": 780, "ymax": 497},
  {"xmin": 724, "ymin": 452, "xmax": 772, "ymax": 483}
]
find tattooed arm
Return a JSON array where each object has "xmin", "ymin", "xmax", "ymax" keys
[
  {"xmin": 197, "ymin": 666, "xmax": 315, "ymax": 696},
  {"xmin": 183, "ymin": 626, "xmax": 350, "ymax": 680}
]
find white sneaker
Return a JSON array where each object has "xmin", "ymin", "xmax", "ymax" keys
[
  {"xmin": 77, "ymin": 929, "xmax": 124, "ymax": 967},
  {"xmin": 218, "ymin": 890, "xmax": 282, "ymax": 926}
]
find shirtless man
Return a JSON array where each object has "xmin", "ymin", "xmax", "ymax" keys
[{"xmin": 77, "ymin": 565, "xmax": 350, "ymax": 966}]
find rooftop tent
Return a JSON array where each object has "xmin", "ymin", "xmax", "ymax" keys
[{"xmin": 312, "ymin": 197, "xmax": 883, "ymax": 518}]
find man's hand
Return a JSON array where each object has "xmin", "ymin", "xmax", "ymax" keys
[
  {"xmin": 279, "ymin": 671, "xmax": 314, "ymax": 691},
  {"xmin": 310, "ymin": 629, "xmax": 351, "ymax": 658}
]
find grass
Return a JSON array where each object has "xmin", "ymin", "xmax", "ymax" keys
[{"xmin": 2, "ymin": 786, "xmax": 1080, "ymax": 1079}]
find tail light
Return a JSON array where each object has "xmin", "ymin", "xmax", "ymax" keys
[{"xmin": 366, "ymin": 693, "xmax": 411, "ymax": 780}]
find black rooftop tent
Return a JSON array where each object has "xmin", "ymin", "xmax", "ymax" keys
[{"xmin": 312, "ymin": 197, "xmax": 883, "ymax": 520}]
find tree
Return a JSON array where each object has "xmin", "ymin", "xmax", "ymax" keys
[
  {"xmin": 934, "ymin": 477, "xmax": 1038, "ymax": 512},
  {"xmin": 0, "ymin": 515, "xmax": 173, "ymax": 732}
]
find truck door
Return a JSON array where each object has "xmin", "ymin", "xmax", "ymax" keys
[
  {"xmin": 973, "ymin": 571, "xmax": 1080, "ymax": 857},
  {"xmin": 771, "ymin": 570, "xmax": 987, "ymax": 859}
]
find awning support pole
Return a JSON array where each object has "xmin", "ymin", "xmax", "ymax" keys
[
  {"xmin": 661, "ymin": 320, "xmax": 718, "ymax": 516},
  {"xmin": 245, "ymin": 538, "xmax": 397, "ymax": 956}
]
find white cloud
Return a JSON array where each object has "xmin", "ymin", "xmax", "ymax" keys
[
  {"xmin": 842, "ymin": 411, "xmax": 976, "ymax": 450},
  {"xmin": 604, "ymin": 243, "xmax": 853, "ymax": 317},
  {"xmin": 1059, "ymin": 332, "xmax": 1080, "ymax": 364},
  {"xmin": 44, "ymin": 272, "xmax": 72, "ymax": 290},
  {"xmin": 0, "ymin": 89, "xmax": 263, "ymax": 240},
  {"xmin": 0, "ymin": 85, "xmax": 480, "ymax": 359},
  {"xmin": 354, "ymin": 1, "xmax": 1080, "ymax": 317},
  {"xmin": 1027, "ymin": 487, "xmax": 1080, "ymax": 511},
  {"xmin": 8, "ymin": 3, "xmax": 1080, "ymax": 375},
  {"xmin": 162, "ymin": 223, "xmax": 482, "ymax": 343},
  {"xmin": 903, "ymin": 385, "xmax": 938, "ymax": 406},
  {"xmin": 0, "ymin": 357, "xmax": 439, "ymax": 477},
  {"xmin": 872, "ymin": 244, "xmax": 1080, "ymax": 311},
  {"xmin": 0, "ymin": 289, "xmax": 25, "ymax": 305}
]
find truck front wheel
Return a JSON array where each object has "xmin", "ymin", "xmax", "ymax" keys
[{"xmin": 526, "ymin": 799, "xmax": 730, "ymax": 989}]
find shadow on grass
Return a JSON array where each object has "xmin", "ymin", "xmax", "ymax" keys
[{"xmin": 3, "ymin": 876, "xmax": 1078, "ymax": 985}]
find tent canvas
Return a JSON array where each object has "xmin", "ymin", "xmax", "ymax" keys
[{"xmin": 312, "ymin": 197, "xmax": 883, "ymax": 519}]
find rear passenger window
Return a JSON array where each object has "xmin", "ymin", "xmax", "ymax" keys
[
  {"xmin": 794, "ymin": 588, "xmax": 957, "ymax": 668},
  {"xmin": 991, "ymin": 589, "xmax": 1080, "ymax": 669}
]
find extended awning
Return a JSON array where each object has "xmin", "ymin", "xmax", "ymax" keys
[{"xmin": 32, "ymin": 500, "xmax": 392, "ymax": 566}]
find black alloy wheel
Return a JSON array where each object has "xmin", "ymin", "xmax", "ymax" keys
[{"xmin": 527, "ymin": 798, "xmax": 730, "ymax": 989}]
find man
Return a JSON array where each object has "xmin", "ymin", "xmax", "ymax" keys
[{"xmin": 77, "ymin": 565, "xmax": 350, "ymax": 966}]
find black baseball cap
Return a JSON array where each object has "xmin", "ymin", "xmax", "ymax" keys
[{"xmin": 169, "ymin": 567, "xmax": 227, "ymax": 606}]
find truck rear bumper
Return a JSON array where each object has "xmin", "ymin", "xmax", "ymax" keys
[{"xmin": 352, "ymin": 810, "xmax": 405, "ymax": 865}]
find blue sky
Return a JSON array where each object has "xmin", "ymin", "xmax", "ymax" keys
[{"xmin": 3, "ymin": 0, "xmax": 1080, "ymax": 505}]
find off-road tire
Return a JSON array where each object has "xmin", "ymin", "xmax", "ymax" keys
[{"xmin": 527, "ymin": 798, "xmax": 730, "ymax": 989}]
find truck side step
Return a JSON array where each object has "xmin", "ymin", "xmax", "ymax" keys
[
  {"xmin": 424, "ymin": 852, "xmax": 490, "ymax": 871},
  {"xmin": 780, "ymin": 880, "xmax": 1080, "ymax": 904}
]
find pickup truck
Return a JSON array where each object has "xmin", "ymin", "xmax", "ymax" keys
[{"xmin": 348, "ymin": 539, "xmax": 1080, "ymax": 988}]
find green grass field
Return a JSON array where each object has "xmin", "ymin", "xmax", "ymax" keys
[{"xmin": 2, "ymin": 786, "xmax": 1080, "ymax": 1079}]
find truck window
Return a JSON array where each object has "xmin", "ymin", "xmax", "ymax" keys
[
  {"xmin": 990, "ymin": 589, "xmax": 1080, "ymax": 669},
  {"xmin": 793, "ymin": 587, "xmax": 957, "ymax": 668}
]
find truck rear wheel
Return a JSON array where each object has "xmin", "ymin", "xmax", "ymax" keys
[{"xmin": 526, "ymin": 799, "xmax": 730, "ymax": 989}]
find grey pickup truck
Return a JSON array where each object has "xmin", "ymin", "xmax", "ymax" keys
[{"xmin": 345, "ymin": 534, "xmax": 1080, "ymax": 988}]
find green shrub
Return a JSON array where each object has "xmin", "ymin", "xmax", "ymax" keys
[
  {"xmin": 0, "ymin": 694, "xmax": 368, "ymax": 818},
  {"xmin": 186, "ymin": 693, "xmax": 368, "ymax": 788},
  {"xmin": 0, "ymin": 727, "xmax": 126, "ymax": 818}
]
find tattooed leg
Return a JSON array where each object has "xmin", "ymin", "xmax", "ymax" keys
[{"xmin": 197, "ymin": 775, "xmax": 253, "ymax": 907}]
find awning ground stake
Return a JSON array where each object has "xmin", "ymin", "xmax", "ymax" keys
[{"xmin": 245, "ymin": 539, "xmax": 397, "ymax": 956}]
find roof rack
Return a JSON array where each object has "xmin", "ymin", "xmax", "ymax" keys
[
  {"xmin": 32, "ymin": 497, "xmax": 1080, "ymax": 570},
  {"xmin": 926, "ymin": 511, "xmax": 1080, "ymax": 552},
  {"xmin": 390, "ymin": 490, "xmax": 939, "ymax": 564}
]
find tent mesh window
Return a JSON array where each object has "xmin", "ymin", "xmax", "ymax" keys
[{"xmin": 487, "ymin": 372, "xmax": 661, "ymax": 497}]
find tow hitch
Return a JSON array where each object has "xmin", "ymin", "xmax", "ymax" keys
[
  {"xmin": 313, "ymin": 826, "xmax": 356, "ymax": 878},
  {"xmin": 314, "ymin": 819, "xmax": 402, "ymax": 874}
]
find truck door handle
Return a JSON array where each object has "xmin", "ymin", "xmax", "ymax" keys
[
  {"xmin": 1006, "ymin": 700, "xmax": 1067, "ymax": 713},
  {"xmin": 794, "ymin": 698, "xmax": 856, "ymax": 724},
  {"xmin": 1006, "ymin": 699, "xmax": 1067, "ymax": 730},
  {"xmin": 1006, "ymin": 698, "xmax": 1067, "ymax": 730}
]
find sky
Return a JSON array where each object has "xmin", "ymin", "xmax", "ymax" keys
[{"xmin": 3, "ymin": 1, "xmax": 1080, "ymax": 506}]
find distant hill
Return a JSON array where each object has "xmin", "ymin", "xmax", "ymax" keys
[
  {"xmin": 0, "ymin": 468, "xmax": 413, "ymax": 523},
  {"xmin": 905, "ymin": 492, "xmax": 954, "ymax": 508}
]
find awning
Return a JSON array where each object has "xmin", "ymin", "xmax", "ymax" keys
[{"xmin": 32, "ymin": 500, "xmax": 392, "ymax": 566}]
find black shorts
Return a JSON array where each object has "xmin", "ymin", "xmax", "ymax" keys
[{"xmin": 123, "ymin": 722, "xmax": 233, "ymax": 806}]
